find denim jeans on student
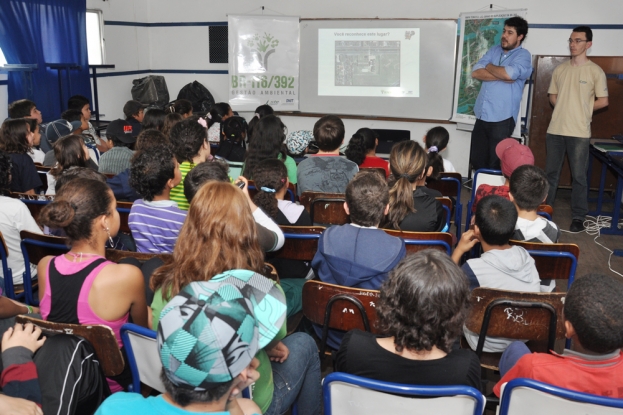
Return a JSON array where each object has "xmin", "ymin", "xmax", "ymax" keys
[
  {"xmin": 545, "ymin": 133, "xmax": 590, "ymax": 220},
  {"xmin": 264, "ymin": 332, "xmax": 322, "ymax": 415},
  {"xmin": 469, "ymin": 117, "xmax": 516, "ymax": 171},
  {"xmin": 498, "ymin": 341, "xmax": 531, "ymax": 376}
]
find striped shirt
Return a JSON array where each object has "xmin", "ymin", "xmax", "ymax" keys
[
  {"xmin": 513, "ymin": 216, "xmax": 561, "ymax": 244},
  {"xmin": 128, "ymin": 199, "xmax": 187, "ymax": 253},
  {"xmin": 169, "ymin": 161, "xmax": 195, "ymax": 211}
]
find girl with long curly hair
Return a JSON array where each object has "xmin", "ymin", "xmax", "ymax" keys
[{"xmin": 150, "ymin": 180, "xmax": 321, "ymax": 415}]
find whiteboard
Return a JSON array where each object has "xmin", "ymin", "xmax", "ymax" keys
[{"xmin": 299, "ymin": 19, "xmax": 457, "ymax": 120}]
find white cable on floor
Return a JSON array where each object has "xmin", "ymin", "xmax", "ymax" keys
[{"xmin": 560, "ymin": 215, "xmax": 623, "ymax": 278}]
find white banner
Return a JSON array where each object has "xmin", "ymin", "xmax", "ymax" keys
[
  {"xmin": 228, "ymin": 15, "xmax": 300, "ymax": 111},
  {"xmin": 451, "ymin": 9, "xmax": 528, "ymax": 128}
]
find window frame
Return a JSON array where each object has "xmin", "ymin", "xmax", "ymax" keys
[{"xmin": 86, "ymin": 9, "xmax": 105, "ymax": 65}]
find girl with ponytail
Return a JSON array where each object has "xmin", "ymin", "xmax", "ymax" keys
[
  {"xmin": 423, "ymin": 126, "xmax": 456, "ymax": 174},
  {"xmin": 385, "ymin": 140, "xmax": 445, "ymax": 232},
  {"xmin": 206, "ymin": 102, "xmax": 233, "ymax": 143},
  {"xmin": 345, "ymin": 127, "xmax": 389, "ymax": 177}
]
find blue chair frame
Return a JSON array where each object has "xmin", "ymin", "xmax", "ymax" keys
[
  {"xmin": 403, "ymin": 239, "xmax": 452, "ymax": 255},
  {"xmin": 323, "ymin": 372, "xmax": 485, "ymax": 415},
  {"xmin": 436, "ymin": 176, "xmax": 463, "ymax": 238},
  {"xmin": 499, "ymin": 378, "xmax": 623, "ymax": 415},
  {"xmin": 526, "ymin": 250, "xmax": 577, "ymax": 290},
  {"xmin": 20, "ymin": 238, "xmax": 70, "ymax": 305},
  {"xmin": 120, "ymin": 323, "xmax": 157, "ymax": 393},
  {"xmin": 537, "ymin": 211, "xmax": 552, "ymax": 221},
  {"xmin": 465, "ymin": 169, "xmax": 504, "ymax": 233},
  {"xmin": 0, "ymin": 235, "xmax": 13, "ymax": 299}
]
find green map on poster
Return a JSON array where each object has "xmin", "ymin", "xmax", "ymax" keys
[{"xmin": 456, "ymin": 18, "xmax": 506, "ymax": 116}]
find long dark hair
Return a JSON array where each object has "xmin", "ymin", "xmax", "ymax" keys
[
  {"xmin": 50, "ymin": 135, "xmax": 89, "ymax": 178},
  {"xmin": 142, "ymin": 108, "xmax": 168, "ymax": 131},
  {"xmin": 247, "ymin": 104, "xmax": 274, "ymax": 142},
  {"xmin": 207, "ymin": 103, "xmax": 232, "ymax": 128},
  {"xmin": 345, "ymin": 128, "xmax": 377, "ymax": 166},
  {"xmin": 242, "ymin": 115, "xmax": 287, "ymax": 179},
  {"xmin": 0, "ymin": 119, "xmax": 31, "ymax": 154},
  {"xmin": 252, "ymin": 158, "xmax": 288, "ymax": 220},
  {"xmin": 424, "ymin": 126, "xmax": 449, "ymax": 179}
]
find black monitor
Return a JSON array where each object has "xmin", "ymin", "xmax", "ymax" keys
[{"xmin": 373, "ymin": 129, "xmax": 411, "ymax": 154}]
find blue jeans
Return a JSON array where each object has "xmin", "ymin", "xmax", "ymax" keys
[
  {"xmin": 264, "ymin": 333, "xmax": 322, "ymax": 415},
  {"xmin": 470, "ymin": 117, "xmax": 516, "ymax": 171},
  {"xmin": 499, "ymin": 341, "xmax": 531, "ymax": 376},
  {"xmin": 545, "ymin": 134, "xmax": 590, "ymax": 220}
]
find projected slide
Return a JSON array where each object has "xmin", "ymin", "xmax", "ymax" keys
[{"xmin": 318, "ymin": 28, "xmax": 419, "ymax": 97}]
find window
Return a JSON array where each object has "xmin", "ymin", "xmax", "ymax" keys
[
  {"xmin": 86, "ymin": 10, "xmax": 104, "ymax": 65},
  {"xmin": 0, "ymin": 47, "xmax": 7, "ymax": 66}
]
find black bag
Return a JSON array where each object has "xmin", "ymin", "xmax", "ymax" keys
[
  {"xmin": 177, "ymin": 81, "xmax": 215, "ymax": 113},
  {"xmin": 131, "ymin": 75, "xmax": 170, "ymax": 108}
]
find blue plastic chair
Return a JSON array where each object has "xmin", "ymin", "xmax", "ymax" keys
[
  {"xmin": 499, "ymin": 378, "xmax": 623, "ymax": 415},
  {"xmin": 403, "ymin": 239, "xmax": 452, "ymax": 255},
  {"xmin": 120, "ymin": 323, "xmax": 165, "ymax": 393},
  {"xmin": 323, "ymin": 372, "xmax": 485, "ymax": 415},
  {"xmin": 0, "ymin": 232, "xmax": 12, "ymax": 298}
]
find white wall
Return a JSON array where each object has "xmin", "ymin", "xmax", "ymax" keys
[{"xmin": 2, "ymin": 0, "xmax": 622, "ymax": 175}]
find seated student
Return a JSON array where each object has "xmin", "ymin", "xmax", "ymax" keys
[
  {"xmin": 471, "ymin": 138, "xmax": 534, "ymax": 214},
  {"xmin": 215, "ymin": 115, "xmax": 246, "ymax": 162},
  {"xmin": 494, "ymin": 274, "xmax": 623, "ymax": 398},
  {"xmin": 206, "ymin": 102, "xmax": 233, "ymax": 143},
  {"xmin": 1, "ymin": 322, "xmax": 110, "ymax": 415},
  {"xmin": 510, "ymin": 165, "xmax": 561, "ymax": 243},
  {"xmin": 141, "ymin": 108, "xmax": 167, "ymax": 132},
  {"xmin": 61, "ymin": 109, "xmax": 98, "ymax": 164},
  {"xmin": 166, "ymin": 99, "xmax": 194, "ymax": 119},
  {"xmin": 312, "ymin": 170, "xmax": 406, "ymax": 349},
  {"xmin": 123, "ymin": 100, "xmax": 146, "ymax": 137},
  {"xmin": 247, "ymin": 104, "xmax": 273, "ymax": 143},
  {"xmin": 67, "ymin": 95, "xmax": 110, "ymax": 155},
  {"xmin": 345, "ymin": 128, "xmax": 390, "ymax": 178},
  {"xmin": 285, "ymin": 130, "xmax": 313, "ymax": 161},
  {"xmin": 24, "ymin": 119, "xmax": 45, "ymax": 164},
  {"xmin": 37, "ymin": 178, "xmax": 148, "ymax": 392},
  {"xmin": 162, "ymin": 113, "xmax": 183, "ymax": 139},
  {"xmin": 46, "ymin": 135, "xmax": 90, "ymax": 195},
  {"xmin": 7, "ymin": 99, "xmax": 48, "ymax": 153},
  {"xmin": 99, "ymin": 119, "xmax": 138, "ymax": 175},
  {"xmin": 96, "ymin": 279, "xmax": 278, "ymax": 415},
  {"xmin": 336, "ymin": 250, "xmax": 481, "ymax": 390},
  {"xmin": 384, "ymin": 140, "xmax": 445, "ymax": 232},
  {"xmin": 452, "ymin": 195, "xmax": 554, "ymax": 353},
  {"xmin": 107, "ymin": 129, "xmax": 168, "ymax": 202},
  {"xmin": 242, "ymin": 115, "xmax": 297, "ymax": 186},
  {"xmin": 0, "ymin": 119, "xmax": 42, "ymax": 194},
  {"xmin": 129, "ymin": 145, "xmax": 186, "ymax": 254},
  {"xmin": 183, "ymin": 162, "xmax": 285, "ymax": 253},
  {"xmin": 169, "ymin": 118, "xmax": 212, "ymax": 210},
  {"xmin": 149, "ymin": 183, "xmax": 320, "ymax": 415},
  {"xmin": 297, "ymin": 115, "xmax": 358, "ymax": 196},
  {"xmin": 423, "ymin": 126, "xmax": 456, "ymax": 173},
  {"xmin": 42, "ymin": 119, "xmax": 87, "ymax": 167}
]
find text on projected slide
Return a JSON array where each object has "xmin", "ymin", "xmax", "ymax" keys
[{"xmin": 318, "ymin": 28, "xmax": 420, "ymax": 98}]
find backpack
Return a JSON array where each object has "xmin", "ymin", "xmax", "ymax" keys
[{"xmin": 177, "ymin": 81, "xmax": 216, "ymax": 113}]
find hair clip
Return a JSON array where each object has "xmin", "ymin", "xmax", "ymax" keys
[
  {"xmin": 260, "ymin": 186, "xmax": 276, "ymax": 193},
  {"xmin": 254, "ymin": 113, "xmax": 260, "ymax": 118},
  {"xmin": 197, "ymin": 118, "xmax": 207, "ymax": 128},
  {"xmin": 280, "ymin": 178, "xmax": 286, "ymax": 183},
  {"xmin": 428, "ymin": 146, "xmax": 439, "ymax": 153},
  {"xmin": 206, "ymin": 113, "xmax": 212, "ymax": 120}
]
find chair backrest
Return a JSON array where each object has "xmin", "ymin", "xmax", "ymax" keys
[
  {"xmin": 499, "ymin": 378, "xmax": 623, "ymax": 415},
  {"xmin": 436, "ymin": 197, "xmax": 452, "ymax": 231},
  {"xmin": 247, "ymin": 180, "xmax": 296, "ymax": 202},
  {"xmin": 19, "ymin": 231, "xmax": 69, "ymax": 264},
  {"xmin": 116, "ymin": 201, "xmax": 133, "ymax": 234},
  {"xmin": 382, "ymin": 229, "xmax": 453, "ymax": 255},
  {"xmin": 16, "ymin": 315, "xmax": 124, "ymax": 377},
  {"xmin": 428, "ymin": 176, "xmax": 461, "ymax": 199},
  {"xmin": 509, "ymin": 240, "xmax": 579, "ymax": 289},
  {"xmin": 300, "ymin": 191, "xmax": 349, "ymax": 225},
  {"xmin": 10, "ymin": 192, "xmax": 54, "ymax": 222},
  {"xmin": 537, "ymin": 204, "xmax": 554, "ymax": 220},
  {"xmin": 464, "ymin": 288, "xmax": 566, "ymax": 357},
  {"xmin": 323, "ymin": 372, "xmax": 485, "ymax": 415},
  {"xmin": 120, "ymin": 323, "xmax": 165, "ymax": 393},
  {"xmin": 105, "ymin": 249, "xmax": 172, "ymax": 264},
  {"xmin": 302, "ymin": 280, "xmax": 380, "ymax": 354},
  {"xmin": 269, "ymin": 226, "xmax": 326, "ymax": 262}
]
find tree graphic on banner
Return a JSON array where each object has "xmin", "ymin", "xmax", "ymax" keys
[{"xmin": 247, "ymin": 32, "xmax": 280, "ymax": 70}]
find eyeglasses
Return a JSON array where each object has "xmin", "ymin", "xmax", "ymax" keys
[{"xmin": 568, "ymin": 39, "xmax": 588, "ymax": 44}]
